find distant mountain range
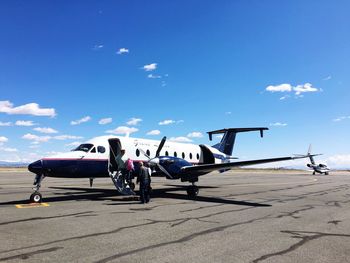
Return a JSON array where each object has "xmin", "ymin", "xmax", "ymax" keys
[{"xmin": 0, "ymin": 161, "xmax": 29, "ymax": 167}]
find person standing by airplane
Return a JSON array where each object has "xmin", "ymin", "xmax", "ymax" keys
[
  {"xmin": 125, "ymin": 158, "xmax": 135, "ymax": 186},
  {"xmin": 115, "ymin": 149, "xmax": 128, "ymax": 183},
  {"xmin": 137, "ymin": 161, "xmax": 151, "ymax": 204}
]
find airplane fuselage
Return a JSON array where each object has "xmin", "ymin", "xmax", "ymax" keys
[
  {"xmin": 28, "ymin": 135, "xmax": 229, "ymax": 179},
  {"xmin": 307, "ymin": 163, "xmax": 330, "ymax": 174}
]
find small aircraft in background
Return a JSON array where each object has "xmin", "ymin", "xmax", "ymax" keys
[
  {"xmin": 306, "ymin": 144, "xmax": 330, "ymax": 175},
  {"xmin": 28, "ymin": 127, "xmax": 312, "ymax": 203}
]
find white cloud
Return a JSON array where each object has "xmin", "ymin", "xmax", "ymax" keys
[
  {"xmin": 0, "ymin": 101, "xmax": 56, "ymax": 117},
  {"xmin": 270, "ymin": 122, "xmax": 288, "ymax": 127},
  {"xmin": 22, "ymin": 133, "xmax": 51, "ymax": 143},
  {"xmin": 93, "ymin": 44, "xmax": 104, "ymax": 50},
  {"xmin": 0, "ymin": 146, "xmax": 17, "ymax": 152},
  {"xmin": 159, "ymin": 119, "xmax": 175, "ymax": 125},
  {"xmin": 169, "ymin": 137, "xmax": 193, "ymax": 143},
  {"xmin": 71, "ymin": 116, "xmax": 91, "ymax": 125},
  {"xmin": 0, "ymin": 121, "xmax": 12, "ymax": 126},
  {"xmin": 147, "ymin": 74, "xmax": 161, "ymax": 79},
  {"xmin": 33, "ymin": 127, "xmax": 58, "ymax": 134},
  {"xmin": 106, "ymin": 126, "xmax": 138, "ymax": 135},
  {"xmin": 53, "ymin": 135, "xmax": 83, "ymax": 140},
  {"xmin": 327, "ymin": 154, "xmax": 350, "ymax": 168},
  {"xmin": 143, "ymin": 63, "xmax": 157, "ymax": 71},
  {"xmin": 0, "ymin": 136, "xmax": 8, "ymax": 143},
  {"xmin": 225, "ymin": 111, "xmax": 232, "ymax": 115},
  {"xmin": 29, "ymin": 145, "xmax": 40, "ymax": 149},
  {"xmin": 187, "ymin": 132, "xmax": 203, "ymax": 138},
  {"xmin": 22, "ymin": 133, "xmax": 82, "ymax": 143},
  {"xmin": 323, "ymin": 75, "xmax": 332, "ymax": 81},
  {"xmin": 265, "ymin": 83, "xmax": 319, "ymax": 97},
  {"xmin": 0, "ymin": 151, "xmax": 43, "ymax": 163},
  {"xmin": 126, "ymin": 118, "xmax": 142, "ymax": 126},
  {"xmin": 216, "ymin": 135, "xmax": 223, "ymax": 139},
  {"xmin": 65, "ymin": 141, "xmax": 82, "ymax": 147},
  {"xmin": 266, "ymin": 84, "xmax": 292, "ymax": 92},
  {"xmin": 15, "ymin": 120, "xmax": 36, "ymax": 126},
  {"xmin": 333, "ymin": 116, "xmax": 350, "ymax": 122},
  {"xmin": 147, "ymin": 130, "xmax": 161, "ymax": 136},
  {"xmin": 279, "ymin": 95, "xmax": 290, "ymax": 100},
  {"xmin": 99, "ymin": 118, "xmax": 112, "ymax": 125},
  {"xmin": 117, "ymin": 48, "xmax": 129, "ymax": 54},
  {"xmin": 293, "ymin": 83, "xmax": 318, "ymax": 95}
]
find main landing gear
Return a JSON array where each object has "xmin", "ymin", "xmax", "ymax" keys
[
  {"xmin": 187, "ymin": 183, "xmax": 199, "ymax": 199},
  {"xmin": 30, "ymin": 174, "xmax": 45, "ymax": 203}
]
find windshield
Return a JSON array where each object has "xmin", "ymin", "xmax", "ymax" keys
[{"xmin": 73, "ymin": 144, "xmax": 94, "ymax": 152}]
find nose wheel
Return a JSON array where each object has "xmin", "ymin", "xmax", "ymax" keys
[
  {"xmin": 30, "ymin": 174, "xmax": 45, "ymax": 203},
  {"xmin": 187, "ymin": 184, "xmax": 199, "ymax": 199},
  {"xmin": 30, "ymin": 192, "xmax": 42, "ymax": 203}
]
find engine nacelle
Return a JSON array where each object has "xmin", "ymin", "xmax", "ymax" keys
[{"xmin": 158, "ymin": 156, "xmax": 192, "ymax": 179}]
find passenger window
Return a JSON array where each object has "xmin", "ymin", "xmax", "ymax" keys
[
  {"xmin": 190, "ymin": 153, "xmax": 193, "ymax": 160},
  {"xmin": 182, "ymin": 152, "xmax": 185, "ymax": 159},
  {"xmin": 136, "ymin": 149, "xmax": 140, "ymax": 157},
  {"xmin": 165, "ymin": 151, "xmax": 169, "ymax": 156},
  {"xmin": 196, "ymin": 153, "xmax": 199, "ymax": 160},
  {"xmin": 90, "ymin": 147, "xmax": 96, "ymax": 153},
  {"xmin": 97, "ymin": 146, "xmax": 106, "ymax": 153},
  {"xmin": 174, "ymin": 152, "xmax": 177, "ymax": 157},
  {"xmin": 146, "ymin": 149, "xmax": 150, "ymax": 156}
]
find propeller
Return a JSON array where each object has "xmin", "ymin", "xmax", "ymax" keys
[
  {"xmin": 137, "ymin": 136, "xmax": 173, "ymax": 178},
  {"xmin": 156, "ymin": 136, "xmax": 166, "ymax": 157}
]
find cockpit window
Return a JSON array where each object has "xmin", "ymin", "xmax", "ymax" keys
[
  {"xmin": 73, "ymin": 144, "xmax": 93, "ymax": 152},
  {"xmin": 97, "ymin": 146, "xmax": 106, "ymax": 153},
  {"xmin": 90, "ymin": 147, "xmax": 96, "ymax": 153}
]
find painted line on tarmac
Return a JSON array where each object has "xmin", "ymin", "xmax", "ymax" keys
[{"xmin": 15, "ymin": 203, "xmax": 50, "ymax": 209}]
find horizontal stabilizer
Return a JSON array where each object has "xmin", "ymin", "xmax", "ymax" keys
[
  {"xmin": 208, "ymin": 127, "xmax": 268, "ymax": 156},
  {"xmin": 208, "ymin": 127, "xmax": 268, "ymax": 141}
]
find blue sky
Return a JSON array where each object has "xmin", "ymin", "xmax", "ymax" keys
[{"xmin": 0, "ymin": 0, "xmax": 349, "ymax": 168}]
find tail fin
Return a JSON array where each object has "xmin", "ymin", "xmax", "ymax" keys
[
  {"xmin": 208, "ymin": 127, "xmax": 268, "ymax": 156},
  {"xmin": 307, "ymin": 144, "xmax": 316, "ymax": 164}
]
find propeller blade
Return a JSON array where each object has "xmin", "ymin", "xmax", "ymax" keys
[
  {"xmin": 156, "ymin": 136, "xmax": 167, "ymax": 157},
  {"xmin": 156, "ymin": 163, "xmax": 173, "ymax": 179}
]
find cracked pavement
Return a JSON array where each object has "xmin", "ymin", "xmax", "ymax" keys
[{"xmin": 0, "ymin": 170, "xmax": 350, "ymax": 262}]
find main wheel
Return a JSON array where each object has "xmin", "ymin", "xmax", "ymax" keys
[
  {"xmin": 187, "ymin": 185, "xmax": 199, "ymax": 199},
  {"xmin": 30, "ymin": 192, "xmax": 42, "ymax": 203},
  {"xmin": 325, "ymin": 172, "xmax": 329, "ymax": 175}
]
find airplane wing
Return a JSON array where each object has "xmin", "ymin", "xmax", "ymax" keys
[{"xmin": 181, "ymin": 156, "xmax": 305, "ymax": 175}]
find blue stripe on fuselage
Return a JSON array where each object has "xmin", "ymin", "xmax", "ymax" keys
[{"xmin": 42, "ymin": 159, "xmax": 109, "ymax": 178}]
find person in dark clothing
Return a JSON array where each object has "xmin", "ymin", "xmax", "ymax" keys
[{"xmin": 137, "ymin": 162, "xmax": 151, "ymax": 204}]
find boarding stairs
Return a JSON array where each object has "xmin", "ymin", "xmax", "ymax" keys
[{"xmin": 109, "ymin": 171, "xmax": 135, "ymax": 196}]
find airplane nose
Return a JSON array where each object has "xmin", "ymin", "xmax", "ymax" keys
[{"xmin": 28, "ymin": 160, "xmax": 43, "ymax": 174}]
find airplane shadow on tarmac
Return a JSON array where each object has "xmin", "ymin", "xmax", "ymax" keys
[{"xmin": 0, "ymin": 185, "xmax": 271, "ymax": 207}]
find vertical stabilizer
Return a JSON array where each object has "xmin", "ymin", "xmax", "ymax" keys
[
  {"xmin": 307, "ymin": 144, "xmax": 316, "ymax": 164},
  {"xmin": 208, "ymin": 127, "xmax": 268, "ymax": 156}
]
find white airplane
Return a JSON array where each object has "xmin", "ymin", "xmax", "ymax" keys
[
  {"xmin": 306, "ymin": 144, "xmax": 330, "ymax": 175},
  {"xmin": 28, "ymin": 127, "xmax": 310, "ymax": 203}
]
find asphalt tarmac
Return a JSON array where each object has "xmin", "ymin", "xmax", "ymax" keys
[{"xmin": 0, "ymin": 169, "xmax": 350, "ymax": 263}]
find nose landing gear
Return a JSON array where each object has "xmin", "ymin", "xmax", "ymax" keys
[
  {"xmin": 30, "ymin": 191, "xmax": 42, "ymax": 203},
  {"xmin": 30, "ymin": 174, "xmax": 45, "ymax": 203}
]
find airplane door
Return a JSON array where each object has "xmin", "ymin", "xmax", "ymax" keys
[{"xmin": 108, "ymin": 138, "xmax": 121, "ymax": 173}]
